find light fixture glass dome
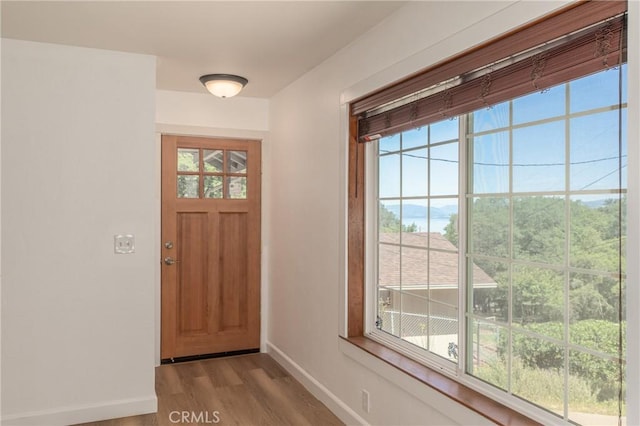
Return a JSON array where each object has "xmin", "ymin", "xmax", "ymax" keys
[{"xmin": 199, "ymin": 74, "xmax": 248, "ymax": 98}]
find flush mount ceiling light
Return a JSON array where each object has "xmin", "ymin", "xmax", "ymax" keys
[{"xmin": 199, "ymin": 74, "xmax": 248, "ymax": 98}]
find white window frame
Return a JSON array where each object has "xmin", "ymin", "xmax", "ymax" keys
[
  {"xmin": 363, "ymin": 77, "xmax": 628, "ymax": 424},
  {"xmin": 364, "ymin": 128, "xmax": 466, "ymax": 377}
]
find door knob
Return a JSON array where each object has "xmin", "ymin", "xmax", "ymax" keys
[{"xmin": 164, "ymin": 256, "xmax": 179, "ymax": 265}]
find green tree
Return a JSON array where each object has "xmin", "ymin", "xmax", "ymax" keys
[
  {"xmin": 500, "ymin": 320, "xmax": 625, "ymax": 402},
  {"xmin": 448, "ymin": 196, "xmax": 625, "ymax": 323},
  {"xmin": 379, "ymin": 203, "xmax": 418, "ymax": 233},
  {"xmin": 444, "ymin": 213, "xmax": 458, "ymax": 245}
]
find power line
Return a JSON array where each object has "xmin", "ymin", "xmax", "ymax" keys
[
  {"xmin": 580, "ymin": 164, "xmax": 627, "ymax": 191},
  {"xmin": 381, "ymin": 150, "xmax": 627, "ymax": 168}
]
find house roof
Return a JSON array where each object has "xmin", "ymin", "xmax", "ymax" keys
[{"xmin": 378, "ymin": 232, "xmax": 496, "ymax": 290}]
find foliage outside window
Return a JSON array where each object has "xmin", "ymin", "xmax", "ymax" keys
[
  {"xmin": 349, "ymin": 2, "xmax": 627, "ymax": 424},
  {"xmin": 368, "ymin": 63, "xmax": 626, "ymax": 425}
]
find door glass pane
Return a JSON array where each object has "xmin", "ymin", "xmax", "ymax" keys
[
  {"xmin": 227, "ymin": 177, "xmax": 247, "ymax": 199},
  {"xmin": 178, "ymin": 148, "xmax": 199, "ymax": 172},
  {"xmin": 203, "ymin": 150, "xmax": 223, "ymax": 172},
  {"xmin": 177, "ymin": 175, "xmax": 199, "ymax": 198},
  {"xmin": 227, "ymin": 151, "xmax": 248, "ymax": 174},
  {"xmin": 204, "ymin": 176, "xmax": 223, "ymax": 198}
]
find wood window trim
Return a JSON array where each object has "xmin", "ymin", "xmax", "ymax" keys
[
  {"xmin": 350, "ymin": 0, "xmax": 627, "ymax": 117},
  {"xmin": 341, "ymin": 336, "xmax": 541, "ymax": 426},
  {"xmin": 345, "ymin": 130, "xmax": 536, "ymax": 425},
  {"xmin": 355, "ymin": 1, "xmax": 627, "ymax": 141},
  {"xmin": 346, "ymin": 2, "xmax": 627, "ymax": 424}
]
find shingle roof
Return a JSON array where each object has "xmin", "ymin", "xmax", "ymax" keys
[{"xmin": 378, "ymin": 232, "xmax": 496, "ymax": 290}]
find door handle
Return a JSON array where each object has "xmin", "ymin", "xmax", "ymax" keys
[{"xmin": 164, "ymin": 256, "xmax": 180, "ymax": 265}]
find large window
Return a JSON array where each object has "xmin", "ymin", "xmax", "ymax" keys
[{"xmin": 349, "ymin": 2, "xmax": 627, "ymax": 424}]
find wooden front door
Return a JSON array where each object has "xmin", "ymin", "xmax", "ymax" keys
[{"xmin": 161, "ymin": 135, "xmax": 261, "ymax": 360}]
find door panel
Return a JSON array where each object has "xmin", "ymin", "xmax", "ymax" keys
[
  {"xmin": 177, "ymin": 212, "xmax": 209, "ymax": 335},
  {"xmin": 218, "ymin": 212, "xmax": 248, "ymax": 331},
  {"xmin": 161, "ymin": 135, "xmax": 261, "ymax": 360}
]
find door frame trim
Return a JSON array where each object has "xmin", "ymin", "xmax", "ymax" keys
[{"xmin": 154, "ymin": 124, "xmax": 270, "ymax": 366}]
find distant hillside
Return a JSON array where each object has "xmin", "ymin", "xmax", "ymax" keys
[
  {"xmin": 582, "ymin": 198, "xmax": 613, "ymax": 208},
  {"xmin": 385, "ymin": 204, "xmax": 457, "ymax": 219}
]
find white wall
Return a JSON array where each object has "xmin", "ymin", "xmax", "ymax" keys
[
  {"xmin": 267, "ymin": 1, "xmax": 639, "ymax": 425},
  {"xmin": 0, "ymin": 6, "xmax": 3, "ymax": 422},
  {"xmin": 156, "ymin": 89, "xmax": 268, "ymax": 132},
  {"xmin": 625, "ymin": 1, "xmax": 640, "ymax": 424},
  {"xmin": 1, "ymin": 39, "xmax": 157, "ymax": 425}
]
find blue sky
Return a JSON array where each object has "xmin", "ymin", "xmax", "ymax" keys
[{"xmin": 378, "ymin": 64, "xmax": 628, "ymax": 209}]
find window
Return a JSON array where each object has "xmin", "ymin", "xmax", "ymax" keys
[
  {"xmin": 177, "ymin": 148, "xmax": 248, "ymax": 199},
  {"xmin": 348, "ymin": 2, "xmax": 627, "ymax": 424},
  {"xmin": 373, "ymin": 122, "xmax": 461, "ymax": 363}
]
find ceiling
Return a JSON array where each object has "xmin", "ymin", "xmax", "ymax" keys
[{"xmin": 1, "ymin": 1, "xmax": 405, "ymax": 98}]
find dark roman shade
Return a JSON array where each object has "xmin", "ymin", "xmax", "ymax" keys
[{"xmin": 353, "ymin": 0, "xmax": 627, "ymax": 142}]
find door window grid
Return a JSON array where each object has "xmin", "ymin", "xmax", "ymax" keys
[{"xmin": 177, "ymin": 148, "xmax": 248, "ymax": 199}]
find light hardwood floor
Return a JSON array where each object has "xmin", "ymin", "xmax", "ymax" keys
[{"xmin": 77, "ymin": 353, "xmax": 343, "ymax": 426}]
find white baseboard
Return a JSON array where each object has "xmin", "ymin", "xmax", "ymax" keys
[
  {"xmin": 1, "ymin": 395, "xmax": 157, "ymax": 426},
  {"xmin": 266, "ymin": 341, "xmax": 367, "ymax": 426}
]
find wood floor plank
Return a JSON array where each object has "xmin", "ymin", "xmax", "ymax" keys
[
  {"xmin": 274, "ymin": 376, "xmax": 343, "ymax": 426},
  {"xmin": 244, "ymin": 368, "xmax": 310, "ymax": 426},
  {"xmin": 199, "ymin": 358, "xmax": 244, "ymax": 388},
  {"xmin": 215, "ymin": 382, "xmax": 283, "ymax": 426},
  {"xmin": 155, "ymin": 364, "xmax": 185, "ymax": 396},
  {"xmin": 251, "ymin": 353, "xmax": 289, "ymax": 379},
  {"xmin": 74, "ymin": 353, "xmax": 343, "ymax": 426}
]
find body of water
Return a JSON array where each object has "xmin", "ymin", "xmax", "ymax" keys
[{"xmin": 402, "ymin": 217, "xmax": 452, "ymax": 234}]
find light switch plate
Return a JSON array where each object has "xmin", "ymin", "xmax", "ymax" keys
[{"xmin": 114, "ymin": 234, "xmax": 135, "ymax": 254}]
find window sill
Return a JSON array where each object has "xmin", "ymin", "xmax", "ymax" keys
[{"xmin": 340, "ymin": 335, "xmax": 540, "ymax": 426}]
